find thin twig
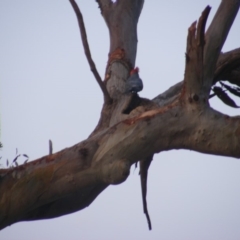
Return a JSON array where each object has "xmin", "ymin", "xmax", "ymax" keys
[
  {"xmin": 69, "ymin": 0, "xmax": 112, "ymax": 104},
  {"xmin": 49, "ymin": 140, "xmax": 53, "ymax": 155}
]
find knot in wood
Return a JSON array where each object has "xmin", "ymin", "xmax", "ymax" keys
[
  {"xmin": 193, "ymin": 94, "xmax": 199, "ymax": 102},
  {"xmin": 101, "ymin": 159, "xmax": 130, "ymax": 185},
  {"xmin": 188, "ymin": 94, "xmax": 199, "ymax": 103}
]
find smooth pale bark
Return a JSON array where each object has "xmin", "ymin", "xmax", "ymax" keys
[{"xmin": 0, "ymin": 0, "xmax": 240, "ymax": 230}]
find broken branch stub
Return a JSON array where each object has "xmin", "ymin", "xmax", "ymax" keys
[{"xmin": 182, "ymin": 6, "xmax": 211, "ymax": 105}]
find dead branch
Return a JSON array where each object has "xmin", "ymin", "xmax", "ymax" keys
[
  {"xmin": 139, "ymin": 155, "xmax": 153, "ymax": 230},
  {"xmin": 154, "ymin": 47, "xmax": 240, "ymax": 107},
  {"xmin": 214, "ymin": 48, "xmax": 240, "ymax": 86},
  {"xmin": 69, "ymin": 0, "xmax": 112, "ymax": 104},
  {"xmin": 203, "ymin": 0, "xmax": 240, "ymax": 94},
  {"xmin": 182, "ymin": 6, "xmax": 211, "ymax": 102},
  {"xmin": 49, "ymin": 140, "xmax": 53, "ymax": 155}
]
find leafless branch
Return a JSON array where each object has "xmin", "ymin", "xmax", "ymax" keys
[
  {"xmin": 140, "ymin": 155, "xmax": 153, "ymax": 230},
  {"xmin": 69, "ymin": 0, "xmax": 112, "ymax": 104},
  {"xmin": 214, "ymin": 48, "xmax": 240, "ymax": 86},
  {"xmin": 154, "ymin": 47, "xmax": 240, "ymax": 107},
  {"xmin": 49, "ymin": 140, "xmax": 53, "ymax": 155},
  {"xmin": 182, "ymin": 6, "xmax": 211, "ymax": 101},
  {"xmin": 204, "ymin": 0, "xmax": 240, "ymax": 91}
]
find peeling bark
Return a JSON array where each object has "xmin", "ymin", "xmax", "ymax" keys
[{"xmin": 0, "ymin": 0, "xmax": 240, "ymax": 231}]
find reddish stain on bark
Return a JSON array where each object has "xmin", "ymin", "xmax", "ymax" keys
[
  {"xmin": 46, "ymin": 155, "xmax": 55, "ymax": 163},
  {"xmin": 123, "ymin": 101, "xmax": 178, "ymax": 125},
  {"xmin": 123, "ymin": 118, "xmax": 137, "ymax": 125}
]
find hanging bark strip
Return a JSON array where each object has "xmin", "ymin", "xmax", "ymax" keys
[{"xmin": 139, "ymin": 155, "xmax": 153, "ymax": 230}]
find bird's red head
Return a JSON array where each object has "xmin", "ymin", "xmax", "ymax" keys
[{"xmin": 130, "ymin": 67, "xmax": 139, "ymax": 75}]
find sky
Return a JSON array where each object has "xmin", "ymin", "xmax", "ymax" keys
[{"xmin": 0, "ymin": 1, "xmax": 240, "ymax": 239}]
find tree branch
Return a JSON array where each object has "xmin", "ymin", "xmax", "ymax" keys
[
  {"xmin": 96, "ymin": 0, "xmax": 113, "ymax": 15},
  {"xmin": 94, "ymin": 0, "xmax": 145, "ymax": 128},
  {"xmin": 184, "ymin": 108, "xmax": 240, "ymax": 157},
  {"xmin": 154, "ymin": 48, "xmax": 240, "ymax": 108},
  {"xmin": 49, "ymin": 140, "xmax": 53, "ymax": 155},
  {"xmin": 153, "ymin": 82, "xmax": 182, "ymax": 107},
  {"xmin": 204, "ymin": 0, "xmax": 240, "ymax": 93},
  {"xmin": 182, "ymin": 6, "xmax": 211, "ymax": 103},
  {"xmin": 1, "ymin": 96, "xmax": 240, "ymax": 229},
  {"xmin": 100, "ymin": 0, "xmax": 144, "ymax": 66},
  {"xmin": 139, "ymin": 155, "xmax": 153, "ymax": 230},
  {"xmin": 214, "ymin": 48, "xmax": 240, "ymax": 86},
  {"xmin": 69, "ymin": 0, "xmax": 112, "ymax": 104}
]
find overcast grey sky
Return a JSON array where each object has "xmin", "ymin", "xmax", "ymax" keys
[{"xmin": 1, "ymin": 1, "xmax": 240, "ymax": 239}]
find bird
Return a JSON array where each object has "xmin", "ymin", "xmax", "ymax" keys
[{"xmin": 125, "ymin": 67, "xmax": 143, "ymax": 93}]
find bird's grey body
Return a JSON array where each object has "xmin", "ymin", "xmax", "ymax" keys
[{"xmin": 125, "ymin": 67, "xmax": 143, "ymax": 93}]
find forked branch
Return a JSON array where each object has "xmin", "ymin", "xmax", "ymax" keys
[
  {"xmin": 183, "ymin": 0, "xmax": 240, "ymax": 103},
  {"xmin": 183, "ymin": 6, "xmax": 211, "ymax": 101},
  {"xmin": 69, "ymin": 0, "xmax": 112, "ymax": 104},
  {"xmin": 154, "ymin": 47, "xmax": 240, "ymax": 107}
]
